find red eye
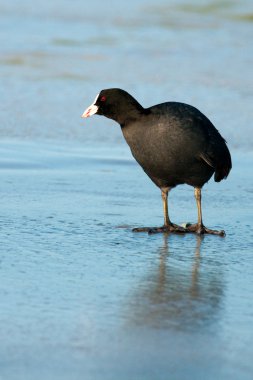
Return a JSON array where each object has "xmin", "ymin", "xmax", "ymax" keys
[{"xmin": 100, "ymin": 96, "xmax": 106, "ymax": 102}]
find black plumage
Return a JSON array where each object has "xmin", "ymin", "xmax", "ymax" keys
[{"xmin": 82, "ymin": 88, "xmax": 232, "ymax": 235}]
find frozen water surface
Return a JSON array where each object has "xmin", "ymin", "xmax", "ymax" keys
[
  {"xmin": 0, "ymin": 0, "xmax": 253, "ymax": 379},
  {"xmin": 0, "ymin": 142, "xmax": 252, "ymax": 380}
]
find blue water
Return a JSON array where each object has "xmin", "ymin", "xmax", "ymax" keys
[
  {"xmin": 1, "ymin": 0, "xmax": 253, "ymax": 147},
  {"xmin": 0, "ymin": 1, "xmax": 253, "ymax": 379}
]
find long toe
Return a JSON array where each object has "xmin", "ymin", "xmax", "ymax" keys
[
  {"xmin": 186, "ymin": 223, "xmax": 225, "ymax": 236},
  {"xmin": 132, "ymin": 227, "xmax": 154, "ymax": 232},
  {"xmin": 202, "ymin": 226, "xmax": 226, "ymax": 236},
  {"xmin": 133, "ymin": 224, "xmax": 189, "ymax": 234}
]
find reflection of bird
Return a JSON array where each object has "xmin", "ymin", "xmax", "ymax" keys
[
  {"xmin": 124, "ymin": 235, "xmax": 224, "ymax": 331},
  {"xmin": 82, "ymin": 88, "xmax": 232, "ymax": 235}
]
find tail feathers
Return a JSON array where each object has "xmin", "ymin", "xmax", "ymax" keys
[
  {"xmin": 214, "ymin": 152, "xmax": 232, "ymax": 182},
  {"xmin": 200, "ymin": 146, "xmax": 232, "ymax": 182},
  {"xmin": 214, "ymin": 166, "xmax": 230, "ymax": 182}
]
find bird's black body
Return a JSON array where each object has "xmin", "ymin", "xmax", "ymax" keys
[
  {"xmin": 83, "ymin": 88, "xmax": 232, "ymax": 235},
  {"xmin": 122, "ymin": 102, "xmax": 227, "ymax": 189},
  {"xmin": 94, "ymin": 89, "xmax": 231, "ymax": 189}
]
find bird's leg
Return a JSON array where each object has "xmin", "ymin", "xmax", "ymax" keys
[
  {"xmin": 133, "ymin": 188, "xmax": 188, "ymax": 234},
  {"xmin": 195, "ymin": 187, "xmax": 203, "ymax": 229},
  {"xmin": 186, "ymin": 187, "xmax": 225, "ymax": 236},
  {"xmin": 162, "ymin": 187, "xmax": 170, "ymax": 226},
  {"xmin": 159, "ymin": 188, "xmax": 188, "ymax": 233}
]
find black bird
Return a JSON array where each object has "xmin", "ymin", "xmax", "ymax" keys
[{"xmin": 82, "ymin": 88, "xmax": 232, "ymax": 236}]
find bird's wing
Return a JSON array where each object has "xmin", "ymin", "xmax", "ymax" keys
[
  {"xmin": 199, "ymin": 152, "xmax": 215, "ymax": 168},
  {"xmin": 176, "ymin": 105, "xmax": 232, "ymax": 181},
  {"xmin": 148, "ymin": 102, "xmax": 232, "ymax": 181},
  {"xmin": 198, "ymin": 124, "xmax": 232, "ymax": 181}
]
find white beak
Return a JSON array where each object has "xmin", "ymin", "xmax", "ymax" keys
[{"xmin": 81, "ymin": 94, "xmax": 99, "ymax": 118}]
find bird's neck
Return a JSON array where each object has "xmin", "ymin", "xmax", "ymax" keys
[{"xmin": 113, "ymin": 99, "xmax": 146, "ymax": 126}]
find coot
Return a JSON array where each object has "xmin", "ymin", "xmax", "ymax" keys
[{"xmin": 82, "ymin": 88, "xmax": 232, "ymax": 236}]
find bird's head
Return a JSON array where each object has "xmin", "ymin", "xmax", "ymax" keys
[{"xmin": 82, "ymin": 88, "xmax": 144, "ymax": 125}]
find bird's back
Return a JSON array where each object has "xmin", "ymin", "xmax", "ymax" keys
[{"xmin": 122, "ymin": 101, "xmax": 232, "ymax": 188}]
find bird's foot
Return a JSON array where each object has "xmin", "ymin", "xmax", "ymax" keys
[
  {"xmin": 133, "ymin": 223, "xmax": 189, "ymax": 235},
  {"xmin": 186, "ymin": 223, "xmax": 225, "ymax": 237}
]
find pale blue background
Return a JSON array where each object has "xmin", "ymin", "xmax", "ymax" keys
[{"xmin": 0, "ymin": 1, "xmax": 253, "ymax": 379}]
